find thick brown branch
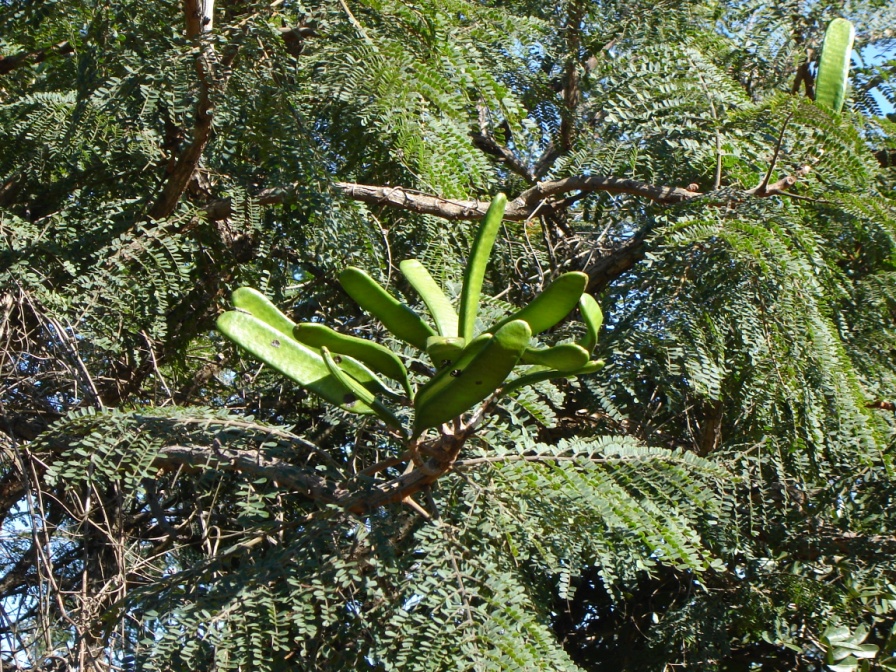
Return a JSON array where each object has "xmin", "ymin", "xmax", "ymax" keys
[
  {"xmin": 697, "ymin": 400, "xmax": 724, "ymax": 457},
  {"xmin": 183, "ymin": 0, "xmax": 214, "ymax": 38},
  {"xmin": 24, "ymin": 431, "xmax": 469, "ymax": 516},
  {"xmin": 559, "ymin": 2, "xmax": 584, "ymax": 154},
  {"xmin": 532, "ymin": 143, "xmax": 562, "ymax": 180},
  {"xmin": 204, "ymin": 176, "xmax": 699, "ymax": 222},
  {"xmin": 0, "ymin": 468, "xmax": 28, "ymax": 526},
  {"xmin": 790, "ymin": 58, "xmax": 816, "ymax": 99},
  {"xmin": 323, "ymin": 177, "xmax": 700, "ymax": 222},
  {"xmin": 513, "ymin": 175, "xmax": 699, "ymax": 211},
  {"xmin": 337, "ymin": 430, "xmax": 470, "ymax": 514},
  {"xmin": 0, "ymin": 41, "xmax": 73, "ymax": 76},
  {"xmin": 0, "ymin": 540, "xmax": 38, "ymax": 595}
]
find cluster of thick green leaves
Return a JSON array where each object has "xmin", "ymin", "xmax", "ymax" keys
[{"xmin": 217, "ymin": 195, "xmax": 604, "ymax": 438}]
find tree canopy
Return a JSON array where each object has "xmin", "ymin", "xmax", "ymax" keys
[{"xmin": 2, "ymin": 0, "xmax": 896, "ymax": 669}]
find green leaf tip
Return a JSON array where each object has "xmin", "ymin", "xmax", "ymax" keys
[
  {"xmin": 400, "ymin": 259, "xmax": 459, "ymax": 338},
  {"xmin": 293, "ymin": 322, "xmax": 412, "ymax": 396},
  {"xmin": 488, "ymin": 271, "xmax": 588, "ymax": 336},
  {"xmin": 231, "ymin": 287, "xmax": 296, "ymax": 337}
]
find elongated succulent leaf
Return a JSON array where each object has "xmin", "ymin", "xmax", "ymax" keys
[
  {"xmin": 231, "ymin": 287, "xmax": 296, "ymax": 337},
  {"xmin": 487, "ymin": 272, "xmax": 588, "ymax": 336},
  {"xmin": 458, "ymin": 194, "xmax": 507, "ymax": 342},
  {"xmin": 400, "ymin": 259, "xmax": 459, "ymax": 337},
  {"xmin": 500, "ymin": 359, "xmax": 605, "ymax": 397},
  {"xmin": 520, "ymin": 343, "xmax": 590, "ymax": 371},
  {"xmin": 294, "ymin": 322, "xmax": 412, "ymax": 396},
  {"xmin": 578, "ymin": 293, "xmax": 603, "ymax": 354},
  {"xmin": 339, "ymin": 267, "xmax": 436, "ymax": 350},
  {"xmin": 321, "ymin": 347, "xmax": 405, "ymax": 433}
]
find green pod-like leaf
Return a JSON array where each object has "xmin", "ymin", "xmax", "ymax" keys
[
  {"xmin": 425, "ymin": 335, "xmax": 466, "ymax": 369},
  {"xmin": 816, "ymin": 18, "xmax": 855, "ymax": 113},
  {"xmin": 231, "ymin": 287, "xmax": 296, "ymax": 337},
  {"xmin": 293, "ymin": 323, "xmax": 412, "ymax": 396},
  {"xmin": 500, "ymin": 359, "xmax": 605, "ymax": 397},
  {"xmin": 413, "ymin": 320, "xmax": 531, "ymax": 436},
  {"xmin": 339, "ymin": 267, "xmax": 436, "ymax": 351},
  {"xmin": 320, "ymin": 347, "xmax": 405, "ymax": 434},
  {"xmin": 400, "ymin": 259, "xmax": 458, "ymax": 337},
  {"xmin": 217, "ymin": 311, "xmax": 374, "ymax": 415},
  {"xmin": 458, "ymin": 194, "xmax": 507, "ymax": 342},
  {"xmin": 487, "ymin": 272, "xmax": 588, "ymax": 336},
  {"xmin": 578, "ymin": 293, "xmax": 603, "ymax": 354},
  {"xmin": 520, "ymin": 343, "xmax": 590, "ymax": 371}
]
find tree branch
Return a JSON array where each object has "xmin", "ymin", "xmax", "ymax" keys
[
  {"xmin": 583, "ymin": 230, "xmax": 650, "ymax": 294},
  {"xmin": 334, "ymin": 177, "xmax": 700, "ymax": 220},
  {"xmin": 0, "ymin": 42, "xmax": 73, "ymax": 76},
  {"xmin": 147, "ymin": 0, "xmax": 227, "ymax": 220},
  {"xmin": 470, "ymin": 132, "xmax": 536, "ymax": 182},
  {"xmin": 151, "ymin": 444, "xmax": 344, "ymax": 505},
  {"xmin": 559, "ymin": 1, "xmax": 584, "ymax": 155},
  {"xmin": 875, "ymin": 149, "xmax": 896, "ymax": 169},
  {"xmin": 790, "ymin": 57, "xmax": 816, "ymax": 99}
]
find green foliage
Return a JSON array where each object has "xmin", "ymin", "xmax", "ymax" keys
[{"xmin": 217, "ymin": 197, "xmax": 604, "ymax": 438}]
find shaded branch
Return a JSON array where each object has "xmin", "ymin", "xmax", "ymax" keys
[
  {"xmin": 559, "ymin": 1, "xmax": 584, "ymax": 155},
  {"xmin": 469, "ymin": 132, "xmax": 536, "ymax": 182},
  {"xmin": 790, "ymin": 58, "xmax": 816, "ymax": 99},
  {"xmin": 875, "ymin": 149, "xmax": 896, "ymax": 169},
  {"xmin": 21, "ymin": 419, "xmax": 474, "ymax": 516},
  {"xmin": 333, "ymin": 178, "xmax": 700, "ymax": 221},
  {"xmin": 697, "ymin": 400, "xmax": 724, "ymax": 457},
  {"xmin": 0, "ymin": 42, "xmax": 73, "ymax": 76},
  {"xmin": 204, "ymin": 161, "xmax": 821, "ymax": 225},
  {"xmin": 151, "ymin": 444, "xmax": 344, "ymax": 505},
  {"xmin": 583, "ymin": 231, "xmax": 650, "ymax": 294},
  {"xmin": 532, "ymin": 143, "xmax": 562, "ymax": 180},
  {"xmin": 183, "ymin": 0, "xmax": 214, "ymax": 39}
]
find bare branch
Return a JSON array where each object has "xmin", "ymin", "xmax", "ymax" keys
[
  {"xmin": 532, "ymin": 143, "xmax": 562, "ymax": 180},
  {"xmin": 583, "ymin": 231, "xmax": 650, "ymax": 294},
  {"xmin": 754, "ymin": 112, "xmax": 793, "ymax": 195},
  {"xmin": 790, "ymin": 57, "xmax": 816, "ymax": 99},
  {"xmin": 875, "ymin": 149, "xmax": 896, "ymax": 168},
  {"xmin": 310, "ymin": 177, "xmax": 701, "ymax": 223},
  {"xmin": 183, "ymin": 0, "xmax": 215, "ymax": 38},
  {"xmin": 559, "ymin": 2, "xmax": 584, "ymax": 154}
]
